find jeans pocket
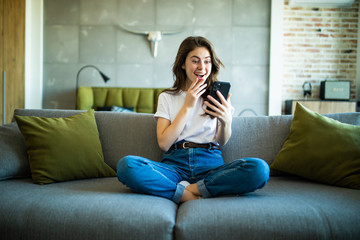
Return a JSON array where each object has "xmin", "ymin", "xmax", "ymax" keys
[{"xmin": 211, "ymin": 149, "xmax": 223, "ymax": 159}]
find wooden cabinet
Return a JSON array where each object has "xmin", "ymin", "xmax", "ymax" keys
[
  {"xmin": 285, "ymin": 100, "xmax": 357, "ymax": 115},
  {"xmin": 0, "ymin": 0, "xmax": 25, "ymax": 125}
]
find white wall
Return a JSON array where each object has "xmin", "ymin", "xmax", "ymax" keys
[
  {"xmin": 268, "ymin": 0, "xmax": 284, "ymax": 116},
  {"xmin": 25, "ymin": 0, "xmax": 43, "ymax": 109},
  {"xmin": 43, "ymin": 0, "xmax": 271, "ymax": 115}
]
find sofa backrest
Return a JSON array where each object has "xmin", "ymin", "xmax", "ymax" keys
[
  {"xmin": 77, "ymin": 86, "xmax": 164, "ymax": 113},
  {"xmin": 11, "ymin": 109, "xmax": 162, "ymax": 171},
  {"xmin": 3, "ymin": 109, "xmax": 360, "ymax": 181},
  {"xmin": 223, "ymin": 112, "xmax": 360, "ymax": 175},
  {"xmin": 94, "ymin": 112, "xmax": 162, "ymax": 169}
]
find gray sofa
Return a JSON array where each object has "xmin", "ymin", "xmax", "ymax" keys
[{"xmin": 1, "ymin": 109, "xmax": 360, "ymax": 240}]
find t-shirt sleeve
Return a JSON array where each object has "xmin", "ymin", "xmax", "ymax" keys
[{"xmin": 154, "ymin": 93, "xmax": 170, "ymax": 121}]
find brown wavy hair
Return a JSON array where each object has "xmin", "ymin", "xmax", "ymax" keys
[{"xmin": 164, "ymin": 36, "xmax": 224, "ymax": 100}]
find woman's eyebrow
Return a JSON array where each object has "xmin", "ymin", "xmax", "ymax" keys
[{"xmin": 190, "ymin": 55, "xmax": 211, "ymax": 59}]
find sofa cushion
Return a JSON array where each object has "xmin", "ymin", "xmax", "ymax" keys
[
  {"xmin": 271, "ymin": 103, "xmax": 360, "ymax": 189},
  {"xmin": 93, "ymin": 88, "xmax": 109, "ymax": 109},
  {"xmin": 216, "ymin": 112, "xmax": 360, "ymax": 177},
  {"xmin": 175, "ymin": 176, "xmax": 360, "ymax": 240},
  {"xmin": 13, "ymin": 109, "xmax": 164, "ymax": 170},
  {"xmin": 14, "ymin": 110, "xmax": 116, "ymax": 184},
  {"xmin": 0, "ymin": 122, "xmax": 30, "ymax": 180},
  {"xmin": 76, "ymin": 86, "xmax": 94, "ymax": 110},
  {"xmin": 0, "ymin": 178, "xmax": 176, "ymax": 240},
  {"xmin": 94, "ymin": 112, "xmax": 163, "ymax": 169},
  {"xmin": 106, "ymin": 88, "xmax": 123, "ymax": 106}
]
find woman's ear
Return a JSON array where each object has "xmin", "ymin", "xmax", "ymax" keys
[{"xmin": 182, "ymin": 64, "xmax": 185, "ymax": 70}]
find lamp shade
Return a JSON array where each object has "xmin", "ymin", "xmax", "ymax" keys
[{"xmin": 99, "ymin": 72, "xmax": 110, "ymax": 83}]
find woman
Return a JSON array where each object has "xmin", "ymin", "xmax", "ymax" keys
[{"xmin": 117, "ymin": 36, "xmax": 269, "ymax": 203}]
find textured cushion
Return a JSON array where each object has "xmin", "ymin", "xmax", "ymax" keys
[
  {"xmin": 93, "ymin": 88, "xmax": 108, "ymax": 109},
  {"xmin": 0, "ymin": 178, "xmax": 176, "ymax": 240},
  {"xmin": 14, "ymin": 110, "xmax": 116, "ymax": 184},
  {"xmin": 122, "ymin": 89, "xmax": 141, "ymax": 111},
  {"xmin": 271, "ymin": 103, "xmax": 360, "ymax": 189},
  {"xmin": 94, "ymin": 112, "xmax": 163, "ymax": 169},
  {"xmin": 105, "ymin": 88, "xmax": 124, "ymax": 107},
  {"xmin": 76, "ymin": 86, "xmax": 93, "ymax": 110},
  {"xmin": 176, "ymin": 176, "xmax": 360, "ymax": 240},
  {"xmin": 221, "ymin": 115, "xmax": 292, "ymax": 167},
  {"xmin": 0, "ymin": 122, "xmax": 30, "ymax": 180}
]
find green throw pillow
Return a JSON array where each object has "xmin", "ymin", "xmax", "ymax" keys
[
  {"xmin": 14, "ymin": 110, "xmax": 116, "ymax": 184},
  {"xmin": 271, "ymin": 103, "xmax": 360, "ymax": 189}
]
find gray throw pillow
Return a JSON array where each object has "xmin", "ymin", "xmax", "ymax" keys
[{"xmin": 0, "ymin": 122, "xmax": 30, "ymax": 180}]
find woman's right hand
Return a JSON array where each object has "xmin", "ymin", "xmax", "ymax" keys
[{"xmin": 184, "ymin": 78, "xmax": 207, "ymax": 109}]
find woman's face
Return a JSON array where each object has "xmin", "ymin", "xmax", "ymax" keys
[{"xmin": 182, "ymin": 47, "xmax": 212, "ymax": 86}]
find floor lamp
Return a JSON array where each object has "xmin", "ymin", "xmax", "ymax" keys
[{"xmin": 75, "ymin": 65, "xmax": 110, "ymax": 109}]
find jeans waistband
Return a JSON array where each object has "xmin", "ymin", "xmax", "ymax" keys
[{"xmin": 169, "ymin": 141, "xmax": 219, "ymax": 151}]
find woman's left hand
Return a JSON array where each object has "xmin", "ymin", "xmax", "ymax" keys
[
  {"xmin": 204, "ymin": 91, "xmax": 233, "ymax": 145},
  {"xmin": 204, "ymin": 91, "xmax": 233, "ymax": 125}
]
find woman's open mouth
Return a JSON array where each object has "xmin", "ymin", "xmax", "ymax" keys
[{"xmin": 195, "ymin": 74, "xmax": 206, "ymax": 79}]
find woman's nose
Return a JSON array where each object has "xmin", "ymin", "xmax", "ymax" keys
[{"xmin": 198, "ymin": 61, "xmax": 205, "ymax": 69}]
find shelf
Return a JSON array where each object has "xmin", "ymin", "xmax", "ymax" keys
[{"xmin": 285, "ymin": 100, "xmax": 357, "ymax": 115}]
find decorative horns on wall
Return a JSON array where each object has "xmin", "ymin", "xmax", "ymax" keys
[{"xmin": 116, "ymin": 18, "xmax": 195, "ymax": 58}]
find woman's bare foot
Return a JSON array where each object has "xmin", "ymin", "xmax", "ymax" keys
[
  {"xmin": 186, "ymin": 183, "xmax": 202, "ymax": 196},
  {"xmin": 180, "ymin": 189, "xmax": 199, "ymax": 202}
]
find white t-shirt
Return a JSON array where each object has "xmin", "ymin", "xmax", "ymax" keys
[{"xmin": 154, "ymin": 91, "xmax": 219, "ymax": 144}]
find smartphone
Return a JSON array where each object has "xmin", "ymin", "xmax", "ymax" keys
[{"xmin": 206, "ymin": 81, "xmax": 231, "ymax": 112}]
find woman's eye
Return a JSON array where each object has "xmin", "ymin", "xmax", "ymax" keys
[{"xmin": 192, "ymin": 60, "xmax": 199, "ymax": 64}]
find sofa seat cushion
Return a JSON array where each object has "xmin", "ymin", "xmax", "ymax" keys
[
  {"xmin": 0, "ymin": 177, "xmax": 176, "ymax": 240},
  {"xmin": 175, "ymin": 176, "xmax": 360, "ymax": 240}
]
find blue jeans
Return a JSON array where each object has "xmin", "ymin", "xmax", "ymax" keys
[{"xmin": 117, "ymin": 146, "xmax": 270, "ymax": 204}]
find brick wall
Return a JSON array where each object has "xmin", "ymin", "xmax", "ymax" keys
[{"xmin": 282, "ymin": 0, "xmax": 358, "ymax": 110}]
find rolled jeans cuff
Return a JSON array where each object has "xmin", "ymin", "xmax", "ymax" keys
[
  {"xmin": 172, "ymin": 183, "xmax": 185, "ymax": 204},
  {"xmin": 197, "ymin": 180, "xmax": 211, "ymax": 198}
]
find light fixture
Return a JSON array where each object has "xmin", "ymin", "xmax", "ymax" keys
[
  {"xmin": 76, "ymin": 65, "xmax": 110, "ymax": 92},
  {"xmin": 75, "ymin": 65, "xmax": 110, "ymax": 109}
]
